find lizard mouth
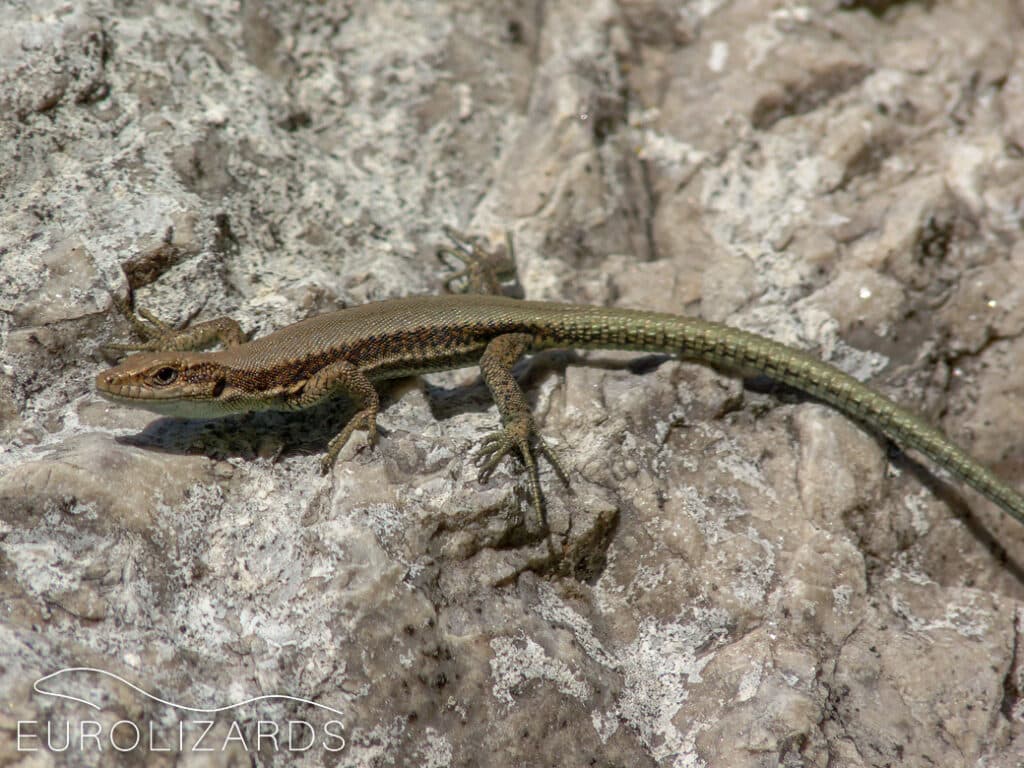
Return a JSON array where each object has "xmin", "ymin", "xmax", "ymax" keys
[
  {"xmin": 96, "ymin": 385, "xmax": 237, "ymax": 419},
  {"xmin": 95, "ymin": 370, "xmax": 236, "ymax": 419},
  {"xmin": 95, "ymin": 368, "xmax": 182, "ymax": 403}
]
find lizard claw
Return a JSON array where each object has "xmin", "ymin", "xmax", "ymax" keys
[
  {"xmin": 103, "ymin": 299, "xmax": 179, "ymax": 353},
  {"xmin": 474, "ymin": 431, "xmax": 516, "ymax": 482},
  {"xmin": 473, "ymin": 417, "xmax": 570, "ymax": 520},
  {"xmin": 437, "ymin": 226, "xmax": 516, "ymax": 295},
  {"xmin": 104, "ymin": 296, "xmax": 246, "ymax": 354},
  {"xmin": 321, "ymin": 408, "xmax": 379, "ymax": 473}
]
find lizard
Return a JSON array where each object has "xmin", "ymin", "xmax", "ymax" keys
[{"xmin": 95, "ymin": 228, "xmax": 1024, "ymax": 528}]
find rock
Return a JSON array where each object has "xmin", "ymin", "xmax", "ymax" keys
[{"xmin": 2, "ymin": 0, "xmax": 1023, "ymax": 764}]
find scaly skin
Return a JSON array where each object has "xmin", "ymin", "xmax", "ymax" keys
[{"xmin": 95, "ymin": 232, "xmax": 1024, "ymax": 527}]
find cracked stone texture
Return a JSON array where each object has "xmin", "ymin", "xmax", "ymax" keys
[{"xmin": 2, "ymin": 0, "xmax": 1024, "ymax": 766}]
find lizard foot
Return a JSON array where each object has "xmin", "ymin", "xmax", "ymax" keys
[
  {"xmin": 474, "ymin": 416, "xmax": 571, "ymax": 520},
  {"xmin": 321, "ymin": 408, "xmax": 379, "ymax": 473},
  {"xmin": 105, "ymin": 295, "xmax": 245, "ymax": 354},
  {"xmin": 104, "ymin": 298, "xmax": 181, "ymax": 352},
  {"xmin": 437, "ymin": 226, "xmax": 516, "ymax": 296}
]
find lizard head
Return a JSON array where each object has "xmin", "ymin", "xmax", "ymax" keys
[{"xmin": 95, "ymin": 353, "xmax": 244, "ymax": 419}]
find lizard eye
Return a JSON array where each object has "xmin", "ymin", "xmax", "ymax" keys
[{"xmin": 152, "ymin": 366, "xmax": 179, "ymax": 385}]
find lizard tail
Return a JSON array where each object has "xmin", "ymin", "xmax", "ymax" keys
[
  {"xmin": 667, "ymin": 316, "xmax": 1024, "ymax": 525},
  {"xmin": 541, "ymin": 307, "xmax": 1024, "ymax": 524}
]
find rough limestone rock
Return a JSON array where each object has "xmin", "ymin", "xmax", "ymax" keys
[{"xmin": 2, "ymin": 1, "xmax": 1024, "ymax": 766}]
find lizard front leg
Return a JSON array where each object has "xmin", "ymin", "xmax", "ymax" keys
[
  {"xmin": 284, "ymin": 359, "xmax": 380, "ymax": 473},
  {"xmin": 437, "ymin": 226, "xmax": 517, "ymax": 296},
  {"xmin": 106, "ymin": 295, "xmax": 246, "ymax": 353},
  {"xmin": 475, "ymin": 332, "xmax": 570, "ymax": 526}
]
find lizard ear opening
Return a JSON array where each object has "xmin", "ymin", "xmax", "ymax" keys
[{"xmin": 211, "ymin": 378, "xmax": 227, "ymax": 398}]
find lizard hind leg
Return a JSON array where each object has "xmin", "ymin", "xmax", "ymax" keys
[{"xmin": 476, "ymin": 332, "xmax": 571, "ymax": 527}]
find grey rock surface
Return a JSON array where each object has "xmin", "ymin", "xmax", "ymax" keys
[{"xmin": 2, "ymin": 1, "xmax": 1024, "ymax": 766}]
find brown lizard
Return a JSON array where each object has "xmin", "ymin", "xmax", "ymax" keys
[{"xmin": 95, "ymin": 229, "xmax": 1024, "ymax": 527}]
